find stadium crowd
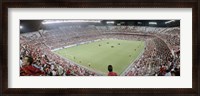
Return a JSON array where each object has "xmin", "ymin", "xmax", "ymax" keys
[
  {"xmin": 20, "ymin": 25, "xmax": 180, "ymax": 76},
  {"xmin": 20, "ymin": 36, "xmax": 101, "ymax": 76},
  {"xmin": 124, "ymin": 37, "xmax": 180, "ymax": 76}
]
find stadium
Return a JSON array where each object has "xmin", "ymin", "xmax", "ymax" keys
[{"xmin": 20, "ymin": 20, "xmax": 180, "ymax": 76}]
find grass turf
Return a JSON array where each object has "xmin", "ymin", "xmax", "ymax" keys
[{"xmin": 54, "ymin": 39, "xmax": 145, "ymax": 75}]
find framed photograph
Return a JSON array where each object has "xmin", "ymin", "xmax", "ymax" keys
[{"xmin": 1, "ymin": 0, "xmax": 199, "ymax": 96}]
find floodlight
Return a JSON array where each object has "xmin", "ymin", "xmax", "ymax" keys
[
  {"xmin": 42, "ymin": 20, "xmax": 101, "ymax": 25},
  {"xmin": 106, "ymin": 21, "xmax": 114, "ymax": 24},
  {"xmin": 20, "ymin": 25, "xmax": 23, "ymax": 29},
  {"xmin": 165, "ymin": 20, "xmax": 175, "ymax": 24},
  {"xmin": 149, "ymin": 22, "xmax": 157, "ymax": 25}
]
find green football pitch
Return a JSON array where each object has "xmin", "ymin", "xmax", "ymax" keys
[{"xmin": 54, "ymin": 39, "xmax": 145, "ymax": 75}]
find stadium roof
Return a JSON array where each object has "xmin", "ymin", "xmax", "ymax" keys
[{"xmin": 20, "ymin": 20, "xmax": 180, "ymax": 33}]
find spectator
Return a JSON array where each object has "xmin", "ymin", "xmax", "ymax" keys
[
  {"xmin": 19, "ymin": 57, "xmax": 23, "ymax": 68},
  {"xmin": 165, "ymin": 70, "xmax": 171, "ymax": 76},
  {"xmin": 20, "ymin": 56, "xmax": 44, "ymax": 76},
  {"xmin": 107, "ymin": 65, "xmax": 117, "ymax": 76}
]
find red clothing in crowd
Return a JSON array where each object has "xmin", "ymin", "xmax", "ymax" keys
[
  {"xmin": 20, "ymin": 65, "xmax": 44, "ymax": 76},
  {"xmin": 159, "ymin": 67, "xmax": 166, "ymax": 75},
  {"xmin": 66, "ymin": 69, "xmax": 71, "ymax": 75},
  {"xmin": 108, "ymin": 72, "xmax": 117, "ymax": 76}
]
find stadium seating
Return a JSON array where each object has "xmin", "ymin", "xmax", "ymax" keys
[{"xmin": 20, "ymin": 25, "xmax": 180, "ymax": 76}]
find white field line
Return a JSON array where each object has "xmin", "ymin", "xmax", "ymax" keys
[
  {"xmin": 120, "ymin": 41, "xmax": 146, "ymax": 76},
  {"xmin": 53, "ymin": 47, "xmax": 107, "ymax": 76},
  {"xmin": 52, "ymin": 39, "xmax": 146, "ymax": 76}
]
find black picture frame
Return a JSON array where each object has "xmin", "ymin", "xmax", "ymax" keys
[{"xmin": 1, "ymin": 0, "xmax": 199, "ymax": 96}]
